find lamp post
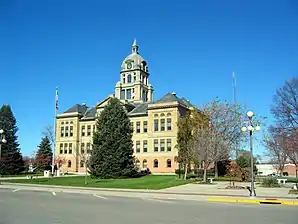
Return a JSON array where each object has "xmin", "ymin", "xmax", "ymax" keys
[
  {"xmin": 0, "ymin": 129, "xmax": 7, "ymax": 159},
  {"xmin": 241, "ymin": 111, "xmax": 260, "ymax": 197}
]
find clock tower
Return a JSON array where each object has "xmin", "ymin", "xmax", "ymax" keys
[{"xmin": 115, "ymin": 39, "xmax": 154, "ymax": 103}]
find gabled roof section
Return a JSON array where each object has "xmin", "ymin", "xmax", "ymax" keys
[
  {"xmin": 128, "ymin": 102, "xmax": 148, "ymax": 116},
  {"xmin": 82, "ymin": 107, "xmax": 96, "ymax": 119},
  {"xmin": 64, "ymin": 104, "xmax": 88, "ymax": 114},
  {"xmin": 154, "ymin": 93, "xmax": 193, "ymax": 108}
]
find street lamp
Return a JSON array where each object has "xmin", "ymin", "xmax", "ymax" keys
[
  {"xmin": 241, "ymin": 111, "xmax": 261, "ymax": 197},
  {"xmin": 0, "ymin": 129, "xmax": 7, "ymax": 159}
]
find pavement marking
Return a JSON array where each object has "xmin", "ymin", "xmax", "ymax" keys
[
  {"xmin": 12, "ymin": 189, "xmax": 20, "ymax": 192},
  {"xmin": 144, "ymin": 198, "xmax": 174, "ymax": 204},
  {"xmin": 208, "ymin": 197, "xmax": 298, "ymax": 206},
  {"xmin": 93, "ymin": 194, "xmax": 108, "ymax": 200},
  {"xmin": 52, "ymin": 192, "xmax": 56, "ymax": 196}
]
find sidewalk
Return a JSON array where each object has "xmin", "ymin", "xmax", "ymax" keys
[{"xmin": 1, "ymin": 181, "xmax": 297, "ymax": 200}]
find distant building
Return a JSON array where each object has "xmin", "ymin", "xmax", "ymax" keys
[
  {"xmin": 256, "ymin": 163, "xmax": 297, "ymax": 176},
  {"xmin": 55, "ymin": 40, "xmax": 195, "ymax": 174}
]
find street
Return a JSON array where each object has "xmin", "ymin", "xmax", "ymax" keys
[{"xmin": 0, "ymin": 188, "xmax": 297, "ymax": 224}]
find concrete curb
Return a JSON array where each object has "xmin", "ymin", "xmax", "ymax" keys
[{"xmin": 208, "ymin": 197, "xmax": 298, "ymax": 206}]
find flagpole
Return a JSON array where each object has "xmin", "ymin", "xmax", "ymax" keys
[{"xmin": 51, "ymin": 87, "xmax": 58, "ymax": 176}]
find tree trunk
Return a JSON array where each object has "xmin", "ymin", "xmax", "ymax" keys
[
  {"xmin": 184, "ymin": 163, "xmax": 188, "ymax": 180},
  {"xmin": 203, "ymin": 167, "xmax": 207, "ymax": 182},
  {"xmin": 296, "ymin": 165, "xmax": 298, "ymax": 189},
  {"xmin": 214, "ymin": 161, "xmax": 218, "ymax": 178}
]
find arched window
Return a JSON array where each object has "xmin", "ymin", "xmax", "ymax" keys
[
  {"xmin": 160, "ymin": 113, "xmax": 165, "ymax": 117},
  {"xmin": 142, "ymin": 159, "xmax": 147, "ymax": 169},
  {"xmin": 127, "ymin": 74, "xmax": 132, "ymax": 83},
  {"xmin": 154, "ymin": 159, "xmax": 158, "ymax": 168},
  {"xmin": 166, "ymin": 113, "xmax": 171, "ymax": 116},
  {"xmin": 167, "ymin": 159, "xmax": 172, "ymax": 168},
  {"xmin": 67, "ymin": 160, "xmax": 71, "ymax": 168},
  {"xmin": 80, "ymin": 161, "xmax": 84, "ymax": 168},
  {"xmin": 135, "ymin": 160, "xmax": 140, "ymax": 169}
]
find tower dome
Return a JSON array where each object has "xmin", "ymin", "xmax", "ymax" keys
[{"xmin": 121, "ymin": 39, "xmax": 148, "ymax": 73}]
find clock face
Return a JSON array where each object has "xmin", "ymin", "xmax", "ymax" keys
[{"xmin": 127, "ymin": 62, "xmax": 132, "ymax": 69}]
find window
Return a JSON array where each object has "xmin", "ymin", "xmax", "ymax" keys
[
  {"xmin": 87, "ymin": 125, "xmax": 91, "ymax": 136},
  {"xmin": 160, "ymin": 139, "xmax": 165, "ymax": 152},
  {"xmin": 60, "ymin": 143, "xmax": 63, "ymax": 154},
  {"xmin": 167, "ymin": 159, "xmax": 172, "ymax": 168},
  {"xmin": 81, "ymin": 126, "xmax": 85, "ymax": 136},
  {"xmin": 130, "ymin": 122, "xmax": 134, "ymax": 131},
  {"xmin": 154, "ymin": 119, "xmax": 158, "ymax": 131},
  {"xmin": 143, "ymin": 121, "xmax": 147, "ymax": 133},
  {"xmin": 65, "ymin": 126, "xmax": 69, "ymax": 137},
  {"xmin": 154, "ymin": 139, "xmax": 158, "ymax": 152},
  {"xmin": 154, "ymin": 159, "xmax": 158, "ymax": 168},
  {"xmin": 135, "ymin": 160, "xmax": 140, "ymax": 169},
  {"xmin": 160, "ymin": 119, "xmax": 165, "ymax": 131},
  {"xmin": 136, "ymin": 122, "xmax": 140, "ymax": 133},
  {"xmin": 86, "ymin": 143, "xmax": 91, "ymax": 154},
  {"xmin": 136, "ymin": 141, "xmax": 140, "ymax": 153},
  {"xmin": 64, "ymin": 143, "xmax": 68, "ymax": 154},
  {"xmin": 68, "ymin": 160, "xmax": 71, "ymax": 168},
  {"xmin": 69, "ymin": 143, "xmax": 72, "ymax": 154},
  {"xmin": 167, "ymin": 139, "xmax": 172, "ymax": 151},
  {"xmin": 127, "ymin": 74, "xmax": 132, "ymax": 83},
  {"xmin": 81, "ymin": 143, "xmax": 85, "ymax": 154},
  {"xmin": 70, "ymin": 126, "xmax": 73, "ymax": 137},
  {"xmin": 122, "ymin": 76, "xmax": 125, "ymax": 83},
  {"xmin": 60, "ymin": 127, "xmax": 64, "ymax": 137},
  {"xmin": 120, "ymin": 90, "xmax": 125, "ymax": 99},
  {"xmin": 143, "ymin": 159, "xmax": 147, "ymax": 168},
  {"xmin": 80, "ymin": 161, "xmax": 84, "ymax": 168},
  {"xmin": 133, "ymin": 75, "xmax": 136, "ymax": 82},
  {"xmin": 126, "ymin": 89, "xmax": 131, "ymax": 99},
  {"xmin": 143, "ymin": 140, "xmax": 147, "ymax": 152},
  {"xmin": 167, "ymin": 118, "xmax": 172, "ymax": 131}
]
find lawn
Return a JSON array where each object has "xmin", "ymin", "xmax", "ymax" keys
[{"xmin": 1, "ymin": 175, "xmax": 193, "ymax": 190}]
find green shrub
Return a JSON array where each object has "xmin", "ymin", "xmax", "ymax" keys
[
  {"xmin": 261, "ymin": 178, "xmax": 280, "ymax": 188},
  {"xmin": 288, "ymin": 189, "xmax": 298, "ymax": 195}
]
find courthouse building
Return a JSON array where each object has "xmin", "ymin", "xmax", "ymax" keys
[{"xmin": 55, "ymin": 40, "xmax": 195, "ymax": 173}]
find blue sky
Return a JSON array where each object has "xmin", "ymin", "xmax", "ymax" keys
[{"xmin": 0, "ymin": 0, "xmax": 297, "ymax": 159}]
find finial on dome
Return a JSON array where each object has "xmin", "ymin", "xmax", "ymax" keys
[{"xmin": 132, "ymin": 38, "xmax": 139, "ymax": 54}]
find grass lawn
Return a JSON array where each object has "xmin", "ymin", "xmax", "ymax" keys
[{"xmin": 1, "ymin": 175, "xmax": 194, "ymax": 190}]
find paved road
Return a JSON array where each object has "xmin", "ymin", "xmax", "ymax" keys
[{"xmin": 0, "ymin": 188, "xmax": 297, "ymax": 224}]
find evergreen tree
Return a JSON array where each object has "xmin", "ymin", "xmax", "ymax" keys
[
  {"xmin": 35, "ymin": 136, "xmax": 52, "ymax": 171},
  {"xmin": 88, "ymin": 98, "xmax": 137, "ymax": 179},
  {"xmin": 0, "ymin": 105, "xmax": 24, "ymax": 175}
]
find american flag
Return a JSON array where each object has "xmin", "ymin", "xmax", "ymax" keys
[{"xmin": 55, "ymin": 87, "xmax": 59, "ymax": 110}]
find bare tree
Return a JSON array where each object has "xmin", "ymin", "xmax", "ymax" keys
[
  {"xmin": 270, "ymin": 77, "xmax": 298, "ymax": 186},
  {"xmin": 193, "ymin": 99, "xmax": 249, "ymax": 182},
  {"xmin": 42, "ymin": 124, "xmax": 54, "ymax": 145},
  {"xmin": 271, "ymin": 77, "xmax": 298, "ymax": 132},
  {"xmin": 263, "ymin": 126, "xmax": 288, "ymax": 175}
]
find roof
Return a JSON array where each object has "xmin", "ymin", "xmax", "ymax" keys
[
  {"xmin": 64, "ymin": 104, "xmax": 88, "ymax": 114},
  {"xmin": 154, "ymin": 93, "xmax": 193, "ymax": 108},
  {"xmin": 82, "ymin": 107, "xmax": 96, "ymax": 118},
  {"xmin": 128, "ymin": 103, "xmax": 148, "ymax": 116}
]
